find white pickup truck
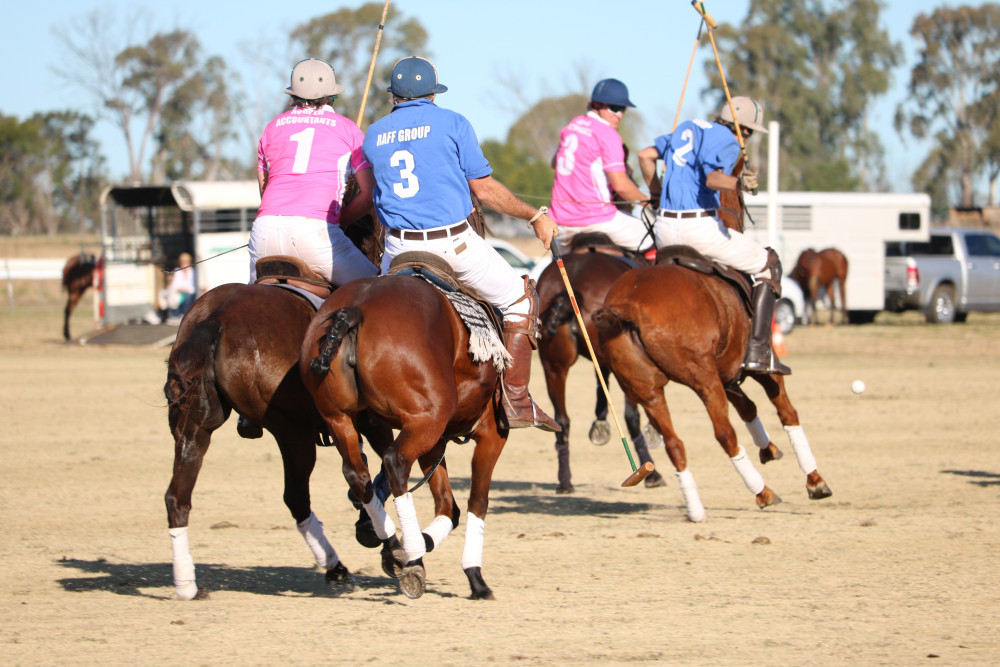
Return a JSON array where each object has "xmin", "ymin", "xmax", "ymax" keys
[{"xmin": 884, "ymin": 226, "xmax": 1000, "ymax": 323}]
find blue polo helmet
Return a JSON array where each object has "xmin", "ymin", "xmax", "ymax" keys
[
  {"xmin": 591, "ymin": 78, "xmax": 635, "ymax": 108},
  {"xmin": 387, "ymin": 56, "xmax": 448, "ymax": 98}
]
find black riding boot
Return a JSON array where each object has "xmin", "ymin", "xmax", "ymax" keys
[{"xmin": 742, "ymin": 283, "xmax": 791, "ymax": 376}]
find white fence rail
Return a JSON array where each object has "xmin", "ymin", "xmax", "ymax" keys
[{"xmin": 1, "ymin": 258, "xmax": 65, "ymax": 280}]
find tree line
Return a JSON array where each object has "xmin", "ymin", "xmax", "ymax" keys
[{"xmin": 2, "ymin": 1, "xmax": 998, "ymax": 234}]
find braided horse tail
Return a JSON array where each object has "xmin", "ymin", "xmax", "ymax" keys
[
  {"xmin": 308, "ymin": 307, "xmax": 362, "ymax": 377},
  {"xmin": 164, "ymin": 320, "xmax": 228, "ymax": 433}
]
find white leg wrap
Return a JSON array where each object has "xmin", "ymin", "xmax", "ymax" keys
[
  {"xmin": 675, "ymin": 469, "xmax": 706, "ymax": 523},
  {"xmin": 744, "ymin": 417, "xmax": 770, "ymax": 449},
  {"xmin": 731, "ymin": 445, "xmax": 766, "ymax": 495},
  {"xmin": 461, "ymin": 512, "xmax": 486, "ymax": 570},
  {"xmin": 363, "ymin": 494, "xmax": 396, "ymax": 541},
  {"xmin": 393, "ymin": 493, "xmax": 426, "ymax": 561},
  {"xmin": 296, "ymin": 512, "xmax": 338, "ymax": 570},
  {"xmin": 168, "ymin": 526, "xmax": 199, "ymax": 601},
  {"xmin": 422, "ymin": 514, "xmax": 454, "ymax": 551},
  {"xmin": 784, "ymin": 424, "xmax": 818, "ymax": 474}
]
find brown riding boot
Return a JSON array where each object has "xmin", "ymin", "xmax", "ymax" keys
[
  {"xmin": 742, "ymin": 283, "xmax": 791, "ymax": 376},
  {"xmin": 501, "ymin": 326, "xmax": 561, "ymax": 432}
]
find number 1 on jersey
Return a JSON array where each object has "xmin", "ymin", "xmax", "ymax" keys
[{"xmin": 290, "ymin": 128, "xmax": 315, "ymax": 174}]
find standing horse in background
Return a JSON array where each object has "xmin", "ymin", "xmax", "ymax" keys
[
  {"xmin": 162, "ymin": 216, "xmax": 426, "ymax": 600},
  {"xmin": 790, "ymin": 247, "xmax": 849, "ymax": 325},
  {"xmin": 62, "ymin": 253, "xmax": 95, "ymax": 341},
  {"xmin": 301, "ymin": 265, "xmax": 510, "ymax": 601},
  {"xmin": 536, "ymin": 239, "xmax": 664, "ymax": 494}
]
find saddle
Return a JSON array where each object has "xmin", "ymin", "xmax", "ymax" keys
[
  {"xmin": 387, "ymin": 251, "xmax": 504, "ymax": 327},
  {"xmin": 655, "ymin": 245, "xmax": 753, "ymax": 315},
  {"xmin": 568, "ymin": 232, "xmax": 645, "ymax": 269},
  {"xmin": 254, "ymin": 255, "xmax": 334, "ymax": 300}
]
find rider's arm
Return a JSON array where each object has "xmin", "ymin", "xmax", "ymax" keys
[
  {"xmin": 706, "ymin": 169, "xmax": 739, "ymax": 192},
  {"xmin": 339, "ymin": 167, "xmax": 375, "ymax": 228},
  {"xmin": 606, "ymin": 170, "xmax": 648, "ymax": 207},
  {"xmin": 257, "ymin": 169, "xmax": 268, "ymax": 196},
  {"xmin": 637, "ymin": 146, "xmax": 661, "ymax": 200},
  {"xmin": 469, "ymin": 175, "xmax": 557, "ymax": 250}
]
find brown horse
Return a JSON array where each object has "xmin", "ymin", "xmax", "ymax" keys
[
  {"xmin": 790, "ymin": 247, "xmax": 849, "ymax": 325},
  {"xmin": 536, "ymin": 241, "xmax": 664, "ymax": 493},
  {"xmin": 300, "ymin": 269, "xmax": 508, "ymax": 600},
  {"xmin": 593, "ymin": 256, "xmax": 832, "ymax": 521},
  {"xmin": 62, "ymin": 253, "xmax": 96, "ymax": 341},
  {"xmin": 162, "ymin": 216, "xmax": 429, "ymax": 599}
]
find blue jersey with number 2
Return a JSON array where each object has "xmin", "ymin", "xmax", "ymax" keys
[
  {"xmin": 654, "ymin": 119, "xmax": 740, "ymax": 212},
  {"xmin": 363, "ymin": 98, "xmax": 492, "ymax": 231}
]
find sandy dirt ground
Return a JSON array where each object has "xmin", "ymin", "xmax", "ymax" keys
[{"xmin": 2, "ymin": 298, "xmax": 999, "ymax": 666}]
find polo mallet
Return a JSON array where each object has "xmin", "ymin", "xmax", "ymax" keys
[
  {"xmin": 672, "ymin": 18, "xmax": 706, "ymax": 131},
  {"xmin": 355, "ymin": 0, "xmax": 392, "ymax": 127},
  {"xmin": 690, "ymin": 1, "xmax": 751, "ymax": 166},
  {"xmin": 550, "ymin": 239, "xmax": 654, "ymax": 487}
]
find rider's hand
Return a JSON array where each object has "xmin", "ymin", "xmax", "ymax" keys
[
  {"xmin": 531, "ymin": 214, "xmax": 558, "ymax": 251},
  {"xmin": 739, "ymin": 168, "xmax": 759, "ymax": 195}
]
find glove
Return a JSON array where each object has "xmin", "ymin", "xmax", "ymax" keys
[{"xmin": 739, "ymin": 168, "xmax": 759, "ymax": 195}]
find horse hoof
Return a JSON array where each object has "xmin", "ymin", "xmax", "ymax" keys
[
  {"xmin": 756, "ymin": 488, "xmax": 782, "ymax": 509},
  {"xmin": 555, "ymin": 483, "xmax": 575, "ymax": 495},
  {"xmin": 325, "ymin": 561, "xmax": 353, "ymax": 587},
  {"xmin": 643, "ymin": 470, "xmax": 667, "ymax": 488},
  {"xmin": 355, "ymin": 514, "xmax": 381, "ymax": 549},
  {"xmin": 464, "ymin": 566, "xmax": 495, "ymax": 600},
  {"xmin": 399, "ymin": 560, "xmax": 426, "ymax": 599},
  {"xmin": 641, "ymin": 423, "xmax": 663, "ymax": 450},
  {"xmin": 808, "ymin": 481, "xmax": 833, "ymax": 499},
  {"xmin": 758, "ymin": 443, "xmax": 783, "ymax": 464},
  {"xmin": 588, "ymin": 420, "xmax": 611, "ymax": 446},
  {"xmin": 381, "ymin": 536, "xmax": 405, "ymax": 578}
]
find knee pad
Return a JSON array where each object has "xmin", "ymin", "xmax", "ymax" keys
[
  {"xmin": 503, "ymin": 276, "xmax": 541, "ymax": 344},
  {"xmin": 753, "ymin": 248, "xmax": 782, "ymax": 296}
]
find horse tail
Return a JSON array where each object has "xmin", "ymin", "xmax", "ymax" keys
[
  {"xmin": 164, "ymin": 319, "xmax": 227, "ymax": 431},
  {"xmin": 592, "ymin": 304, "xmax": 631, "ymax": 335},
  {"xmin": 308, "ymin": 307, "xmax": 362, "ymax": 377},
  {"xmin": 542, "ymin": 293, "xmax": 576, "ymax": 338}
]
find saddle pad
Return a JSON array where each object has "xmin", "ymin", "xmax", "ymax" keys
[{"xmin": 264, "ymin": 283, "xmax": 325, "ymax": 311}]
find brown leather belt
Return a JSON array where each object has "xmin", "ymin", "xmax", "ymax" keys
[
  {"xmin": 658, "ymin": 209, "xmax": 717, "ymax": 219},
  {"xmin": 389, "ymin": 220, "xmax": 469, "ymax": 241}
]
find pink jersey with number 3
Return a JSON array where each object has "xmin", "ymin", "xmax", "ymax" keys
[
  {"xmin": 257, "ymin": 105, "xmax": 369, "ymax": 223},
  {"xmin": 550, "ymin": 111, "xmax": 627, "ymax": 227}
]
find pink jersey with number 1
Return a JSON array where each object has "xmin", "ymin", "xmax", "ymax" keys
[
  {"xmin": 550, "ymin": 111, "xmax": 627, "ymax": 227},
  {"xmin": 256, "ymin": 105, "xmax": 369, "ymax": 224}
]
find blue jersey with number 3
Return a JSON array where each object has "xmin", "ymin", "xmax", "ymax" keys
[
  {"xmin": 363, "ymin": 99, "xmax": 492, "ymax": 231},
  {"xmin": 654, "ymin": 119, "xmax": 740, "ymax": 211}
]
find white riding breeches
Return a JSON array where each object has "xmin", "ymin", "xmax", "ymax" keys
[
  {"xmin": 248, "ymin": 215, "xmax": 379, "ymax": 285},
  {"xmin": 381, "ymin": 222, "xmax": 531, "ymax": 321},
  {"xmin": 557, "ymin": 209, "xmax": 654, "ymax": 253},
  {"xmin": 654, "ymin": 212, "xmax": 769, "ymax": 277}
]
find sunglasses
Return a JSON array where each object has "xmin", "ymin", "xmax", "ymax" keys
[{"xmin": 607, "ymin": 105, "xmax": 627, "ymax": 114}]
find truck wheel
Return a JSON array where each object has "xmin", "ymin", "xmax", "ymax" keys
[
  {"xmin": 775, "ymin": 299, "xmax": 795, "ymax": 334},
  {"xmin": 925, "ymin": 285, "xmax": 956, "ymax": 324},
  {"xmin": 847, "ymin": 310, "xmax": 877, "ymax": 324}
]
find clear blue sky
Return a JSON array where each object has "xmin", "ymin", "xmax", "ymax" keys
[{"xmin": 3, "ymin": 0, "xmax": 943, "ymax": 188}]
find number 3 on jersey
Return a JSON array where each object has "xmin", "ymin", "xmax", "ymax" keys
[{"xmin": 390, "ymin": 149, "xmax": 420, "ymax": 198}]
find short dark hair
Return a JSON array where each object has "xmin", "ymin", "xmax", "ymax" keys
[{"xmin": 287, "ymin": 95, "xmax": 337, "ymax": 110}]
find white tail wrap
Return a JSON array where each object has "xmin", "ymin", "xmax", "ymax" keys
[
  {"xmin": 168, "ymin": 526, "xmax": 199, "ymax": 600},
  {"xmin": 296, "ymin": 512, "xmax": 338, "ymax": 569},
  {"xmin": 461, "ymin": 512, "xmax": 486, "ymax": 570},
  {"xmin": 744, "ymin": 417, "xmax": 770, "ymax": 449},
  {"xmin": 730, "ymin": 445, "xmax": 766, "ymax": 495},
  {"xmin": 675, "ymin": 469, "xmax": 706, "ymax": 523},
  {"xmin": 784, "ymin": 424, "xmax": 818, "ymax": 474},
  {"xmin": 393, "ymin": 492, "xmax": 426, "ymax": 560},
  {"xmin": 363, "ymin": 494, "xmax": 396, "ymax": 541},
  {"xmin": 422, "ymin": 514, "xmax": 454, "ymax": 551}
]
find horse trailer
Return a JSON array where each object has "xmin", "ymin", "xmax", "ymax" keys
[
  {"xmin": 96, "ymin": 181, "xmax": 260, "ymax": 326},
  {"xmin": 740, "ymin": 191, "xmax": 932, "ymax": 323}
]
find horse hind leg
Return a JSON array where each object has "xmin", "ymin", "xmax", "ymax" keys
[
  {"xmin": 625, "ymin": 399, "xmax": 665, "ymax": 488},
  {"xmin": 724, "ymin": 382, "xmax": 783, "ymax": 464}
]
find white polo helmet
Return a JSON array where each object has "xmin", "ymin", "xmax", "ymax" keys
[
  {"xmin": 285, "ymin": 58, "xmax": 345, "ymax": 100},
  {"xmin": 718, "ymin": 96, "xmax": 768, "ymax": 134}
]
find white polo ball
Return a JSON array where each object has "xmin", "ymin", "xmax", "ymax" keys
[{"xmin": 851, "ymin": 380, "xmax": 866, "ymax": 395}]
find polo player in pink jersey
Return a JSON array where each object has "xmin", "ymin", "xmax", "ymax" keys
[
  {"xmin": 550, "ymin": 79, "xmax": 654, "ymax": 254},
  {"xmin": 249, "ymin": 58, "xmax": 379, "ymax": 285}
]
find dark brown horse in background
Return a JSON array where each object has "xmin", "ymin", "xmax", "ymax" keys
[
  {"xmin": 62, "ymin": 253, "xmax": 96, "ymax": 341},
  {"xmin": 162, "ymin": 216, "xmax": 425, "ymax": 599},
  {"xmin": 300, "ymin": 268, "xmax": 508, "ymax": 600},
  {"xmin": 590, "ymin": 187, "xmax": 832, "ymax": 521},
  {"xmin": 790, "ymin": 247, "xmax": 849, "ymax": 324},
  {"xmin": 536, "ymin": 240, "xmax": 664, "ymax": 494}
]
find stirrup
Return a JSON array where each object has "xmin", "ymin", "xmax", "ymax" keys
[{"xmin": 742, "ymin": 349, "xmax": 791, "ymax": 376}]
